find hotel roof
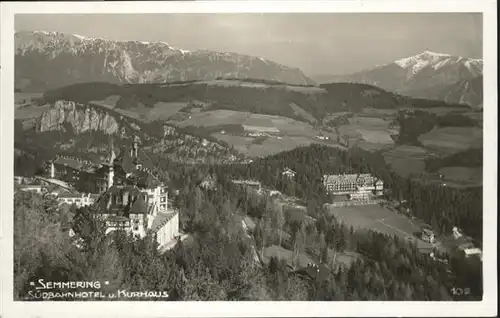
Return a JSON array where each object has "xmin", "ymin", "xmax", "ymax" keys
[
  {"xmin": 93, "ymin": 185, "xmax": 149, "ymax": 215},
  {"xmin": 150, "ymin": 211, "xmax": 178, "ymax": 233},
  {"xmin": 113, "ymin": 146, "xmax": 161, "ymax": 188},
  {"xmin": 58, "ymin": 193, "xmax": 90, "ymax": 199},
  {"xmin": 323, "ymin": 173, "xmax": 379, "ymax": 185}
]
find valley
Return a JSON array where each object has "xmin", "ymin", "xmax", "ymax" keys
[
  {"xmin": 11, "ymin": 19, "xmax": 486, "ymax": 304},
  {"xmin": 15, "ymin": 77, "xmax": 483, "ymax": 188}
]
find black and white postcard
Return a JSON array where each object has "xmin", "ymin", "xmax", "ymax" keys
[{"xmin": 0, "ymin": 1, "xmax": 497, "ymax": 317}]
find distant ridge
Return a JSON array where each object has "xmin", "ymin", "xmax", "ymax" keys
[
  {"xmin": 311, "ymin": 51, "xmax": 483, "ymax": 107},
  {"xmin": 15, "ymin": 30, "xmax": 316, "ymax": 92}
]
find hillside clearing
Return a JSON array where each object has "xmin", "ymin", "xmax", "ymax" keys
[
  {"xmin": 383, "ymin": 145, "xmax": 431, "ymax": 177},
  {"xmin": 328, "ymin": 204, "xmax": 437, "ymax": 253},
  {"xmin": 438, "ymin": 166, "xmax": 483, "ymax": 188},
  {"xmin": 418, "ymin": 127, "xmax": 483, "ymax": 154}
]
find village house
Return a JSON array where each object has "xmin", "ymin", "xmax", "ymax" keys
[
  {"xmin": 199, "ymin": 174, "xmax": 217, "ymax": 190},
  {"xmin": 322, "ymin": 173, "xmax": 384, "ymax": 200},
  {"xmin": 18, "ymin": 184, "xmax": 46, "ymax": 194},
  {"xmin": 452, "ymin": 226, "xmax": 463, "ymax": 239},
  {"xmin": 294, "ymin": 263, "xmax": 331, "ymax": 282},
  {"xmin": 57, "ymin": 193, "xmax": 99, "ymax": 208},
  {"xmin": 282, "ymin": 168, "xmax": 296, "ymax": 179},
  {"xmin": 421, "ymin": 228, "xmax": 436, "ymax": 244},
  {"xmin": 315, "ymin": 135, "xmax": 330, "ymax": 141},
  {"xmin": 458, "ymin": 243, "xmax": 483, "ymax": 260},
  {"xmin": 14, "ymin": 176, "xmax": 34, "ymax": 185},
  {"xmin": 232, "ymin": 179, "xmax": 262, "ymax": 192}
]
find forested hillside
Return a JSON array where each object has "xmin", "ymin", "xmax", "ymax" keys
[{"xmin": 39, "ymin": 80, "xmax": 473, "ymax": 123}]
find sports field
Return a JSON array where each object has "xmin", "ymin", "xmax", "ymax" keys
[{"xmin": 328, "ymin": 204, "xmax": 435, "ymax": 252}]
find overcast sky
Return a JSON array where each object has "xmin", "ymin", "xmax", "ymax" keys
[{"xmin": 15, "ymin": 13, "xmax": 482, "ymax": 76}]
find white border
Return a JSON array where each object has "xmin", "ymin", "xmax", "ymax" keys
[{"xmin": 1, "ymin": 1, "xmax": 497, "ymax": 317}]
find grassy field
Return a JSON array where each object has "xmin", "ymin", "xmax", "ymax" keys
[
  {"xmin": 14, "ymin": 92, "xmax": 44, "ymax": 108},
  {"xmin": 90, "ymin": 96, "xmax": 191, "ymax": 123},
  {"xmin": 176, "ymin": 110, "xmax": 320, "ymax": 136},
  {"xmin": 418, "ymin": 127, "xmax": 483, "ymax": 154},
  {"xmin": 336, "ymin": 115, "xmax": 395, "ymax": 147},
  {"xmin": 463, "ymin": 112, "xmax": 483, "ymax": 123},
  {"xmin": 168, "ymin": 109, "xmax": 344, "ymax": 157},
  {"xmin": 361, "ymin": 108, "xmax": 399, "ymax": 117},
  {"xmin": 213, "ymin": 133, "xmax": 342, "ymax": 157},
  {"xmin": 410, "ymin": 107, "xmax": 469, "ymax": 115},
  {"xmin": 357, "ymin": 141, "xmax": 394, "ymax": 152},
  {"xmin": 328, "ymin": 204, "xmax": 436, "ymax": 252},
  {"xmin": 382, "ymin": 145, "xmax": 431, "ymax": 177},
  {"xmin": 262, "ymin": 245, "xmax": 315, "ymax": 268},
  {"xmin": 289, "ymin": 102, "xmax": 317, "ymax": 124},
  {"xmin": 438, "ymin": 166, "xmax": 483, "ymax": 188},
  {"xmin": 90, "ymin": 95, "xmax": 121, "ymax": 109},
  {"xmin": 201, "ymin": 79, "xmax": 327, "ymax": 94},
  {"xmin": 15, "ymin": 104, "xmax": 52, "ymax": 120}
]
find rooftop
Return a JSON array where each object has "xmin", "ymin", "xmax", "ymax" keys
[
  {"xmin": 462, "ymin": 247, "xmax": 482, "ymax": 255},
  {"xmin": 106, "ymin": 215, "xmax": 130, "ymax": 223},
  {"xmin": 93, "ymin": 185, "xmax": 150, "ymax": 215},
  {"xmin": 232, "ymin": 180, "xmax": 261, "ymax": 186},
  {"xmin": 52, "ymin": 155, "xmax": 101, "ymax": 173},
  {"xmin": 20, "ymin": 184, "xmax": 43, "ymax": 189},
  {"xmin": 323, "ymin": 173, "xmax": 379, "ymax": 185},
  {"xmin": 35, "ymin": 176, "xmax": 73, "ymax": 190},
  {"xmin": 294, "ymin": 264, "xmax": 331, "ymax": 281},
  {"xmin": 113, "ymin": 145, "xmax": 161, "ymax": 188},
  {"xmin": 150, "ymin": 211, "xmax": 178, "ymax": 233},
  {"xmin": 58, "ymin": 193, "xmax": 93, "ymax": 199}
]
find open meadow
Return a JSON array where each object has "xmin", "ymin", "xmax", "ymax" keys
[
  {"xmin": 413, "ymin": 107, "xmax": 470, "ymax": 115},
  {"xmin": 382, "ymin": 145, "xmax": 430, "ymax": 177},
  {"xmin": 327, "ymin": 204, "xmax": 436, "ymax": 253},
  {"xmin": 14, "ymin": 92, "xmax": 44, "ymax": 108},
  {"xmin": 90, "ymin": 95, "xmax": 121, "ymax": 109},
  {"xmin": 438, "ymin": 166, "xmax": 483, "ymax": 188},
  {"xmin": 337, "ymin": 115, "xmax": 396, "ymax": 149},
  {"xmin": 418, "ymin": 127, "xmax": 483, "ymax": 155}
]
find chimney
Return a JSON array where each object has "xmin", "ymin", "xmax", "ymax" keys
[
  {"xmin": 123, "ymin": 191, "xmax": 129, "ymax": 207},
  {"xmin": 106, "ymin": 193, "xmax": 112, "ymax": 210},
  {"xmin": 50, "ymin": 162, "xmax": 55, "ymax": 178},
  {"xmin": 108, "ymin": 165, "xmax": 114, "ymax": 189},
  {"xmin": 133, "ymin": 142, "xmax": 138, "ymax": 158}
]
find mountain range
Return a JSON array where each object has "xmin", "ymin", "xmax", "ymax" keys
[
  {"xmin": 15, "ymin": 31, "xmax": 483, "ymax": 109},
  {"xmin": 15, "ymin": 31, "xmax": 315, "ymax": 92},
  {"xmin": 312, "ymin": 51, "xmax": 483, "ymax": 108}
]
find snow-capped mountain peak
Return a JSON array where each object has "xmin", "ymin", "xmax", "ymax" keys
[
  {"xmin": 395, "ymin": 50, "xmax": 452, "ymax": 74},
  {"xmin": 393, "ymin": 50, "xmax": 482, "ymax": 76},
  {"xmin": 312, "ymin": 50, "xmax": 483, "ymax": 107}
]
